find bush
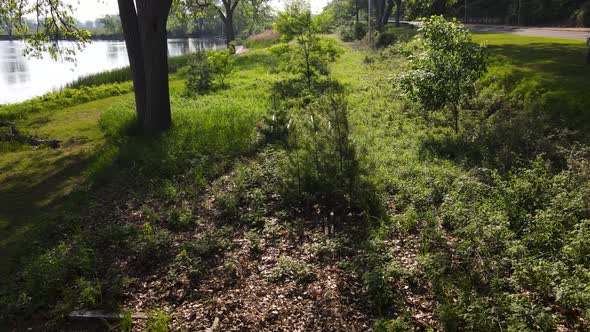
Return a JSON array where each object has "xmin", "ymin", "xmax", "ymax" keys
[
  {"xmin": 340, "ymin": 22, "xmax": 367, "ymax": 42},
  {"xmin": 400, "ymin": 16, "xmax": 487, "ymax": 133},
  {"xmin": 185, "ymin": 49, "xmax": 235, "ymax": 95},
  {"xmin": 376, "ymin": 30, "xmax": 398, "ymax": 48}
]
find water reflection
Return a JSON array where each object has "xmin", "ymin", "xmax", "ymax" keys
[
  {"xmin": 106, "ymin": 43, "xmax": 126, "ymax": 63},
  {"xmin": 0, "ymin": 38, "xmax": 226, "ymax": 104},
  {"xmin": 1, "ymin": 42, "xmax": 31, "ymax": 85}
]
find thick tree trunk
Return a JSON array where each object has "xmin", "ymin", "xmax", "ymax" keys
[
  {"xmin": 136, "ymin": 0, "xmax": 173, "ymax": 131},
  {"xmin": 376, "ymin": 0, "xmax": 385, "ymax": 31},
  {"xmin": 117, "ymin": 0, "xmax": 146, "ymax": 125},
  {"xmin": 220, "ymin": 0, "xmax": 239, "ymax": 49},
  {"xmin": 225, "ymin": 11, "xmax": 235, "ymax": 46},
  {"xmin": 395, "ymin": 0, "xmax": 402, "ymax": 27}
]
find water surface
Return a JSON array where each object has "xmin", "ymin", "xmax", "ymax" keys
[{"xmin": 0, "ymin": 38, "xmax": 225, "ymax": 104}]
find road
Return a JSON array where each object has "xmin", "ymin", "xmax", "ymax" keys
[
  {"xmin": 401, "ymin": 21, "xmax": 590, "ymax": 41},
  {"xmin": 466, "ymin": 24, "xmax": 590, "ymax": 40}
]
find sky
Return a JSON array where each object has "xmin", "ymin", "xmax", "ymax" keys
[{"xmin": 69, "ymin": 0, "xmax": 330, "ymax": 21}]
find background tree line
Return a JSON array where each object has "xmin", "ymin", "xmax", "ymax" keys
[{"xmin": 322, "ymin": 0, "xmax": 590, "ymax": 30}]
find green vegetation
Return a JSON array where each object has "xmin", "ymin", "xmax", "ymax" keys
[
  {"xmin": 184, "ymin": 50, "xmax": 235, "ymax": 95},
  {"xmin": 0, "ymin": 83, "xmax": 133, "ymax": 121},
  {"xmin": 400, "ymin": 17, "xmax": 487, "ymax": 132},
  {"xmin": 65, "ymin": 67, "xmax": 132, "ymax": 90},
  {"xmin": 2, "ymin": 9, "xmax": 590, "ymax": 332},
  {"xmin": 66, "ymin": 54, "xmax": 193, "ymax": 90}
]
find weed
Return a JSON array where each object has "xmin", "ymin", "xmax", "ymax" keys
[
  {"xmin": 146, "ymin": 309, "xmax": 171, "ymax": 332},
  {"xmin": 120, "ymin": 309, "xmax": 133, "ymax": 332},
  {"xmin": 268, "ymin": 255, "xmax": 312, "ymax": 283}
]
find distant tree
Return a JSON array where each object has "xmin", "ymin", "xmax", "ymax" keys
[
  {"xmin": 98, "ymin": 15, "xmax": 122, "ymax": 35},
  {"xmin": 400, "ymin": 16, "xmax": 487, "ymax": 133},
  {"xmin": 176, "ymin": 0, "xmax": 241, "ymax": 47},
  {"xmin": 237, "ymin": 0, "xmax": 272, "ymax": 36}
]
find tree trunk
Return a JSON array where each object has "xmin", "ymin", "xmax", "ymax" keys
[
  {"xmin": 225, "ymin": 11, "xmax": 235, "ymax": 46},
  {"xmin": 380, "ymin": 0, "xmax": 394, "ymax": 28},
  {"xmin": 452, "ymin": 104, "xmax": 459, "ymax": 133},
  {"xmin": 136, "ymin": 0, "xmax": 173, "ymax": 131},
  {"xmin": 220, "ymin": 0, "xmax": 239, "ymax": 49},
  {"xmin": 375, "ymin": 0, "xmax": 385, "ymax": 31},
  {"xmin": 118, "ymin": 0, "xmax": 146, "ymax": 125},
  {"xmin": 355, "ymin": 0, "xmax": 360, "ymax": 24},
  {"xmin": 395, "ymin": 0, "xmax": 402, "ymax": 27}
]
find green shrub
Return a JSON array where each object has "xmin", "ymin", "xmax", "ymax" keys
[
  {"xmin": 400, "ymin": 16, "xmax": 487, "ymax": 133},
  {"xmin": 185, "ymin": 51, "xmax": 214, "ymax": 94},
  {"xmin": 340, "ymin": 22, "xmax": 367, "ymax": 42},
  {"xmin": 185, "ymin": 50, "xmax": 235, "ymax": 95},
  {"xmin": 376, "ymin": 30, "xmax": 398, "ymax": 48}
]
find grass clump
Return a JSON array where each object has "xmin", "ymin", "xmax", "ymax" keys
[{"xmin": 65, "ymin": 67, "xmax": 132, "ymax": 89}]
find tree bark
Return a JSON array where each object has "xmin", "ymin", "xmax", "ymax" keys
[
  {"xmin": 380, "ymin": 0, "xmax": 394, "ymax": 28},
  {"xmin": 375, "ymin": 0, "xmax": 385, "ymax": 31},
  {"xmin": 136, "ymin": 0, "xmax": 173, "ymax": 131},
  {"xmin": 219, "ymin": 0, "xmax": 239, "ymax": 48},
  {"xmin": 117, "ymin": 0, "xmax": 146, "ymax": 125},
  {"xmin": 452, "ymin": 104, "xmax": 459, "ymax": 133},
  {"xmin": 394, "ymin": 0, "xmax": 402, "ymax": 27}
]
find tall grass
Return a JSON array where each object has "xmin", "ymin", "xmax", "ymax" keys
[
  {"xmin": 65, "ymin": 67, "xmax": 132, "ymax": 89},
  {"xmin": 64, "ymin": 54, "xmax": 194, "ymax": 90}
]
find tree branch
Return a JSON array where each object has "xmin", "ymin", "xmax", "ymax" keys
[{"xmin": 0, "ymin": 122, "xmax": 61, "ymax": 148}]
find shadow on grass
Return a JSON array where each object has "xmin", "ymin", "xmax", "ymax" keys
[
  {"xmin": 486, "ymin": 42, "xmax": 590, "ymax": 125},
  {"xmin": 0, "ymin": 152, "xmax": 91, "ymax": 282}
]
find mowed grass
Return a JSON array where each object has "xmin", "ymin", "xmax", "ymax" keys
[
  {"xmin": 473, "ymin": 33, "xmax": 590, "ymax": 129},
  {"xmin": 0, "ymin": 49, "xmax": 273, "ymax": 288}
]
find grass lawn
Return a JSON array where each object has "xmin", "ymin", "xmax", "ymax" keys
[{"xmin": 473, "ymin": 33, "xmax": 590, "ymax": 130}]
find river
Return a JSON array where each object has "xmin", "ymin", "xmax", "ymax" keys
[{"xmin": 0, "ymin": 38, "xmax": 226, "ymax": 105}]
